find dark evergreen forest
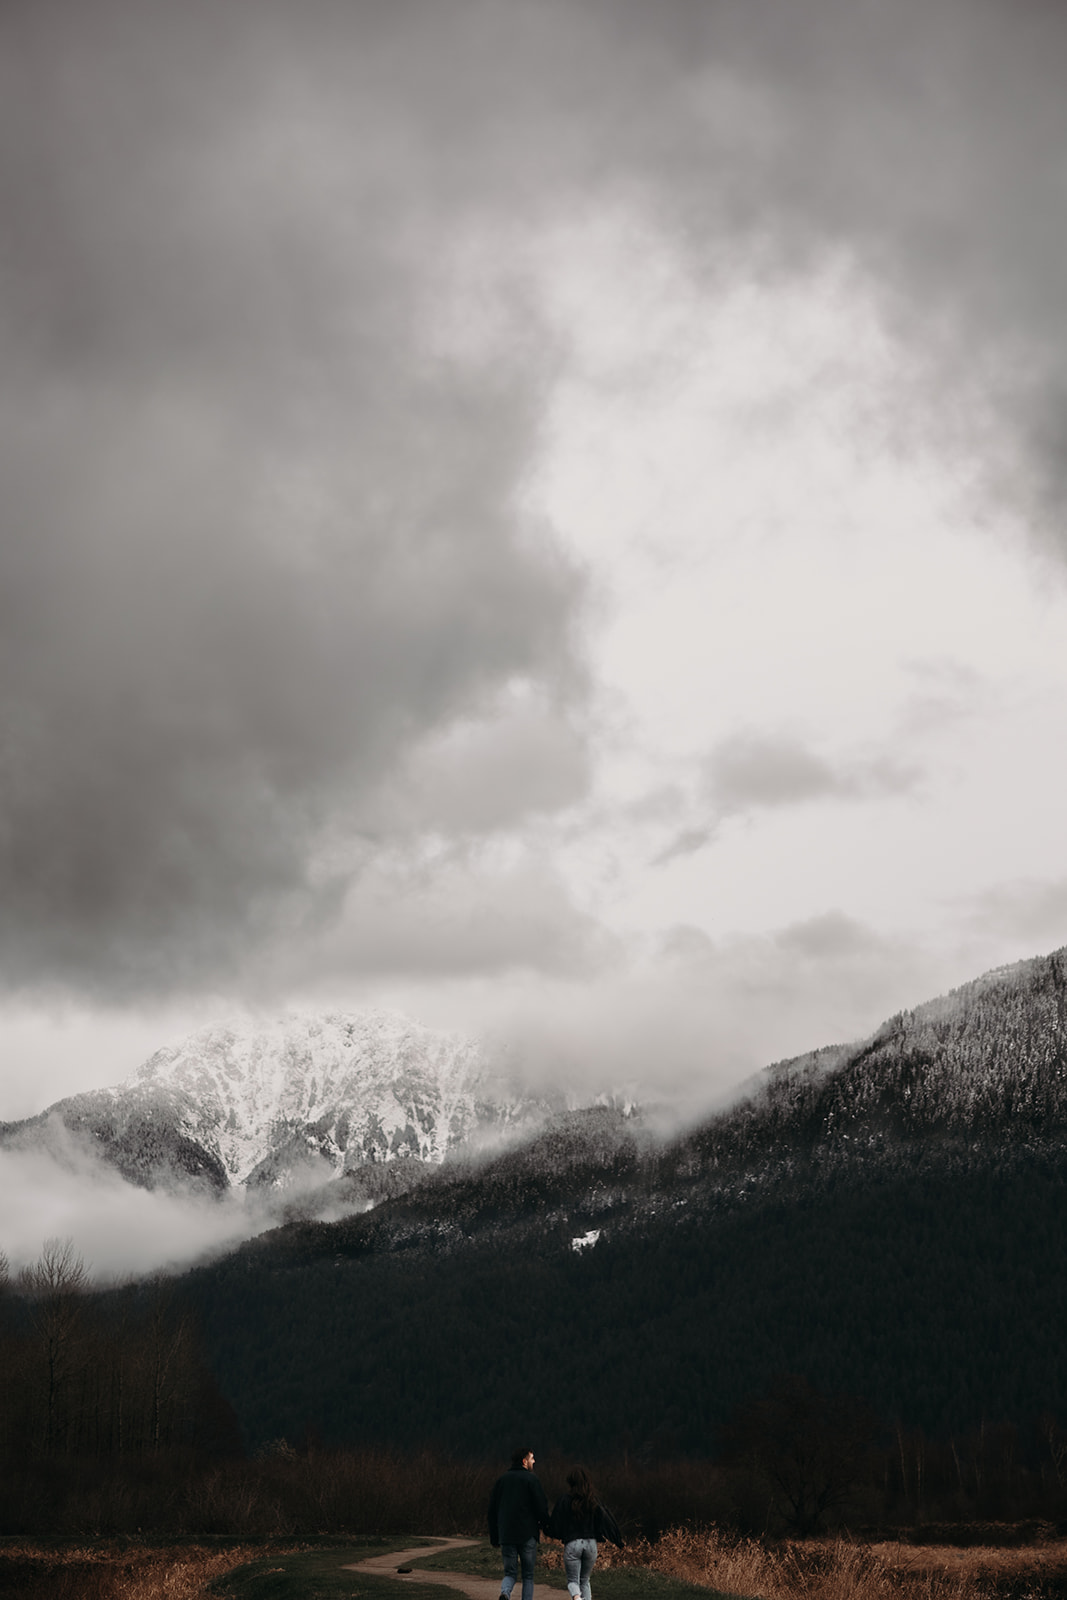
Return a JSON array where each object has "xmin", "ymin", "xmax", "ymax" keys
[{"xmin": 177, "ymin": 1132, "xmax": 1067, "ymax": 1459}]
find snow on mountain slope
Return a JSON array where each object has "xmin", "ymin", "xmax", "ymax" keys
[{"xmin": 127, "ymin": 1011, "xmax": 554, "ymax": 1185}]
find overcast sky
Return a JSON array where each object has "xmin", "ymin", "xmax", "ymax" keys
[{"xmin": 4, "ymin": 0, "xmax": 1067, "ymax": 1146}]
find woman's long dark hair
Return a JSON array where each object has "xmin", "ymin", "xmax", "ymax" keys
[{"xmin": 566, "ymin": 1465, "xmax": 599, "ymax": 1516}]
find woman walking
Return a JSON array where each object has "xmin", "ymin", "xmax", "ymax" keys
[{"xmin": 548, "ymin": 1466, "xmax": 624, "ymax": 1600}]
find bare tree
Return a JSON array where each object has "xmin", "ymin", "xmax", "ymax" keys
[
  {"xmin": 142, "ymin": 1278, "xmax": 195, "ymax": 1452},
  {"xmin": 18, "ymin": 1238, "xmax": 89, "ymax": 1453},
  {"xmin": 722, "ymin": 1374, "xmax": 878, "ymax": 1537},
  {"xmin": 1041, "ymin": 1414, "xmax": 1067, "ymax": 1491}
]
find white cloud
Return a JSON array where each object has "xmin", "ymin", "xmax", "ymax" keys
[
  {"xmin": 959, "ymin": 878, "xmax": 1067, "ymax": 954},
  {"xmin": 0, "ymin": 1140, "xmax": 256, "ymax": 1280},
  {"xmin": 365, "ymin": 911, "xmax": 946, "ymax": 1120},
  {"xmin": 0, "ymin": 1003, "xmax": 217, "ymax": 1121}
]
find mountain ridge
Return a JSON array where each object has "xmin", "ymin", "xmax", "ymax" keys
[
  {"xmin": 241, "ymin": 942, "xmax": 1067, "ymax": 1266},
  {"xmin": 0, "ymin": 1009, "xmax": 566, "ymax": 1197},
  {"xmin": 703, "ymin": 943, "xmax": 1067, "ymax": 1155},
  {"xmin": 5, "ymin": 942, "xmax": 1066, "ymax": 1237},
  {"xmin": 169, "ymin": 942, "xmax": 1067, "ymax": 1455}
]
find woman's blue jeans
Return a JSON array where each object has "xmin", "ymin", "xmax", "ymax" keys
[
  {"xmin": 501, "ymin": 1537, "xmax": 538, "ymax": 1600},
  {"xmin": 564, "ymin": 1538, "xmax": 598, "ymax": 1600}
]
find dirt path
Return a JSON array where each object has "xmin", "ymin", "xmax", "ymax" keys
[{"xmin": 344, "ymin": 1536, "xmax": 505, "ymax": 1600}]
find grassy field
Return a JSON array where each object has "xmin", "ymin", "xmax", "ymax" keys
[
  {"xmin": 613, "ymin": 1527, "xmax": 1067, "ymax": 1600},
  {"xmin": 8, "ymin": 1528, "xmax": 1067, "ymax": 1600},
  {"xmin": 412, "ymin": 1528, "xmax": 1067, "ymax": 1600},
  {"xmin": 0, "ymin": 1533, "xmax": 745, "ymax": 1600},
  {"xmin": 0, "ymin": 1537, "xmax": 294, "ymax": 1600},
  {"xmin": 0, "ymin": 1536, "xmax": 430, "ymax": 1600},
  {"xmin": 207, "ymin": 1546, "xmax": 450, "ymax": 1600},
  {"xmin": 417, "ymin": 1536, "xmax": 744, "ymax": 1600}
]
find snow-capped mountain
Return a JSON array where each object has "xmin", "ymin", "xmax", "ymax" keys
[
  {"xmin": 0, "ymin": 1011, "xmax": 562, "ymax": 1193},
  {"xmin": 7, "ymin": 945, "xmax": 1065, "ymax": 1213},
  {"xmin": 132, "ymin": 1011, "xmax": 556, "ymax": 1185}
]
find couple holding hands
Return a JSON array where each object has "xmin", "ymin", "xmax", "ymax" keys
[{"xmin": 488, "ymin": 1448, "xmax": 624, "ymax": 1600}]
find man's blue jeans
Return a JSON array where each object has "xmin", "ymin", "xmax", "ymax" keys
[{"xmin": 501, "ymin": 1537, "xmax": 538, "ymax": 1600}]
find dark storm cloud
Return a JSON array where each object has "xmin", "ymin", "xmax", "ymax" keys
[
  {"xmin": 2, "ymin": 0, "xmax": 1064, "ymax": 997},
  {"xmin": 0, "ymin": 0, "xmax": 590, "ymax": 993},
  {"xmin": 600, "ymin": 0, "xmax": 1067, "ymax": 534}
]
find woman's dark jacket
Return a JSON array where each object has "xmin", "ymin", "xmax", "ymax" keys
[
  {"xmin": 548, "ymin": 1493, "xmax": 624, "ymax": 1547},
  {"xmin": 488, "ymin": 1467, "xmax": 550, "ymax": 1547}
]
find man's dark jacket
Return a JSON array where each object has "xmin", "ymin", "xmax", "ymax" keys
[{"xmin": 488, "ymin": 1467, "xmax": 550, "ymax": 1547}]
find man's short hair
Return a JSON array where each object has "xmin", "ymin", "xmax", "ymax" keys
[{"xmin": 511, "ymin": 1446, "xmax": 533, "ymax": 1469}]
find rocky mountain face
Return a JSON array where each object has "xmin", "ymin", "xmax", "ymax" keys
[
  {"xmin": 0, "ymin": 1079, "xmax": 233, "ymax": 1193},
  {"xmin": 0, "ymin": 1011, "xmax": 563, "ymax": 1194}
]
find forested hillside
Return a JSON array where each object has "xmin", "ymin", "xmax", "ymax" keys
[
  {"xmin": 170, "ymin": 949, "xmax": 1067, "ymax": 1458},
  {"xmin": 181, "ymin": 1131, "xmax": 1067, "ymax": 1456}
]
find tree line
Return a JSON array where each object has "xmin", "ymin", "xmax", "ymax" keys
[
  {"xmin": 3, "ymin": 1242, "xmax": 1067, "ymax": 1538},
  {"xmin": 0, "ymin": 1238, "xmax": 239, "ymax": 1466}
]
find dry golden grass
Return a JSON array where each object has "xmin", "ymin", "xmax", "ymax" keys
[
  {"xmin": 868, "ymin": 1539, "xmax": 1067, "ymax": 1590},
  {"xmin": 0, "ymin": 1540, "xmax": 293, "ymax": 1599},
  {"xmin": 9, "ymin": 1531, "xmax": 1067, "ymax": 1600},
  {"xmin": 541, "ymin": 1528, "xmax": 1067, "ymax": 1600}
]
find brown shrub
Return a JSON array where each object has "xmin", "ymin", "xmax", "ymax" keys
[
  {"xmin": 557, "ymin": 1526, "xmax": 1054, "ymax": 1600},
  {"xmin": 0, "ymin": 1541, "xmax": 274, "ymax": 1599}
]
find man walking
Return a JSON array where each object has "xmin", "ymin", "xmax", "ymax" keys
[{"xmin": 488, "ymin": 1445, "xmax": 550, "ymax": 1600}]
